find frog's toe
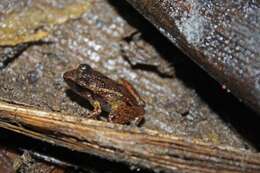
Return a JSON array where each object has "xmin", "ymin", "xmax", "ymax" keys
[
  {"xmin": 130, "ymin": 116, "xmax": 143, "ymax": 126},
  {"xmin": 108, "ymin": 112, "xmax": 127, "ymax": 124},
  {"xmin": 86, "ymin": 101, "xmax": 102, "ymax": 119}
]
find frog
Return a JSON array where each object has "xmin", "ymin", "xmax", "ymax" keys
[{"xmin": 63, "ymin": 64, "xmax": 145, "ymax": 125}]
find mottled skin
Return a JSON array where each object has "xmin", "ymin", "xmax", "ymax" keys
[{"xmin": 63, "ymin": 64, "xmax": 145, "ymax": 125}]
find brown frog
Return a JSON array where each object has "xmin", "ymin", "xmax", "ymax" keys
[{"xmin": 63, "ymin": 64, "xmax": 145, "ymax": 125}]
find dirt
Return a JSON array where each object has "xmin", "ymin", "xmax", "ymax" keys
[{"xmin": 0, "ymin": 0, "xmax": 259, "ymax": 172}]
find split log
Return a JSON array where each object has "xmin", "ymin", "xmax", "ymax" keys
[
  {"xmin": 0, "ymin": 100, "xmax": 259, "ymax": 173},
  {"xmin": 125, "ymin": 0, "xmax": 260, "ymax": 113}
]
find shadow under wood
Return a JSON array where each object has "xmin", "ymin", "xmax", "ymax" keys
[
  {"xmin": 122, "ymin": 57, "xmax": 175, "ymax": 78},
  {"xmin": 0, "ymin": 128, "xmax": 151, "ymax": 173},
  {"xmin": 65, "ymin": 89, "xmax": 110, "ymax": 118},
  {"xmin": 65, "ymin": 89, "xmax": 93, "ymax": 111},
  {"xmin": 108, "ymin": 0, "xmax": 260, "ymax": 150}
]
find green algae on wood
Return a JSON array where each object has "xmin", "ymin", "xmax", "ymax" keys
[{"xmin": 0, "ymin": 1, "xmax": 90, "ymax": 46}]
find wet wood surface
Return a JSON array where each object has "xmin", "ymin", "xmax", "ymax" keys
[
  {"xmin": 0, "ymin": 100, "xmax": 259, "ymax": 173},
  {"xmin": 125, "ymin": 0, "xmax": 260, "ymax": 113}
]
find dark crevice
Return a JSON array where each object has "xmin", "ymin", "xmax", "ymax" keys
[
  {"xmin": 0, "ymin": 41, "xmax": 53, "ymax": 70},
  {"xmin": 0, "ymin": 128, "xmax": 152, "ymax": 173}
]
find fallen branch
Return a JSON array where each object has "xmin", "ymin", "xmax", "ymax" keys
[{"xmin": 0, "ymin": 100, "xmax": 259, "ymax": 173}]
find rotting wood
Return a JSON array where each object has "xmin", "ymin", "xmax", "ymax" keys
[
  {"xmin": 125, "ymin": 0, "xmax": 260, "ymax": 113},
  {"xmin": 0, "ymin": 101, "xmax": 259, "ymax": 173}
]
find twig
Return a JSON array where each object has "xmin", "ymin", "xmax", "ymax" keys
[
  {"xmin": 0, "ymin": 100, "xmax": 259, "ymax": 173},
  {"xmin": 18, "ymin": 149, "xmax": 83, "ymax": 170}
]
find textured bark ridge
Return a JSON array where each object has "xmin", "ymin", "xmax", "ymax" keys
[
  {"xmin": 0, "ymin": 100, "xmax": 260, "ymax": 173},
  {"xmin": 126, "ymin": 0, "xmax": 260, "ymax": 113}
]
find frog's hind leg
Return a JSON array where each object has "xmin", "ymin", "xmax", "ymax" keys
[
  {"xmin": 108, "ymin": 109, "xmax": 143, "ymax": 126},
  {"xmin": 87, "ymin": 101, "xmax": 102, "ymax": 119},
  {"xmin": 107, "ymin": 103, "xmax": 143, "ymax": 125},
  {"xmin": 129, "ymin": 116, "xmax": 143, "ymax": 126},
  {"xmin": 117, "ymin": 78, "xmax": 145, "ymax": 106},
  {"xmin": 108, "ymin": 110, "xmax": 124, "ymax": 124}
]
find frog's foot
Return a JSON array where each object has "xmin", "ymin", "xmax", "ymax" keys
[
  {"xmin": 108, "ymin": 111, "xmax": 126, "ymax": 124},
  {"xmin": 129, "ymin": 116, "xmax": 143, "ymax": 127},
  {"xmin": 108, "ymin": 110, "xmax": 143, "ymax": 125},
  {"xmin": 108, "ymin": 114, "xmax": 143, "ymax": 126},
  {"xmin": 107, "ymin": 112, "xmax": 118, "ymax": 124},
  {"xmin": 87, "ymin": 101, "xmax": 102, "ymax": 119},
  {"xmin": 117, "ymin": 78, "xmax": 145, "ymax": 106}
]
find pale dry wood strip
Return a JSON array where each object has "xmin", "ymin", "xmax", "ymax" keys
[{"xmin": 0, "ymin": 100, "xmax": 259, "ymax": 173}]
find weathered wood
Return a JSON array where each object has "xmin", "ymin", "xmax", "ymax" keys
[
  {"xmin": 125, "ymin": 0, "xmax": 260, "ymax": 113},
  {"xmin": 0, "ymin": 100, "xmax": 259, "ymax": 173}
]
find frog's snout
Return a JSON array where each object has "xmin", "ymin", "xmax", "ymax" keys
[
  {"xmin": 63, "ymin": 70, "xmax": 76, "ymax": 86},
  {"xmin": 63, "ymin": 71, "xmax": 71, "ymax": 81}
]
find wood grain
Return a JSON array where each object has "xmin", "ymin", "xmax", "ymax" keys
[{"xmin": 0, "ymin": 100, "xmax": 259, "ymax": 173}]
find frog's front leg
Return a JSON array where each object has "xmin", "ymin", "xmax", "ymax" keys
[
  {"xmin": 75, "ymin": 92, "xmax": 102, "ymax": 119},
  {"xmin": 87, "ymin": 101, "xmax": 102, "ymax": 119}
]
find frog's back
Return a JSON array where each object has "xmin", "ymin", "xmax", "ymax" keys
[
  {"xmin": 77, "ymin": 65, "xmax": 137, "ymax": 103},
  {"xmin": 92, "ymin": 74, "xmax": 140, "ymax": 106}
]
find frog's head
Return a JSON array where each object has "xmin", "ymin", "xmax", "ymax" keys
[
  {"xmin": 63, "ymin": 64, "xmax": 94, "ymax": 91},
  {"xmin": 63, "ymin": 66, "xmax": 78, "ymax": 89},
  {"xmin": 78, "ymin": 64, "xmax": 92, "ymax": 72}
]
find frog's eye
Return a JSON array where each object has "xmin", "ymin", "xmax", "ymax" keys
[{"xmin": 78, "ymin": 64, "xmax": 92, "ymax": 72}]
